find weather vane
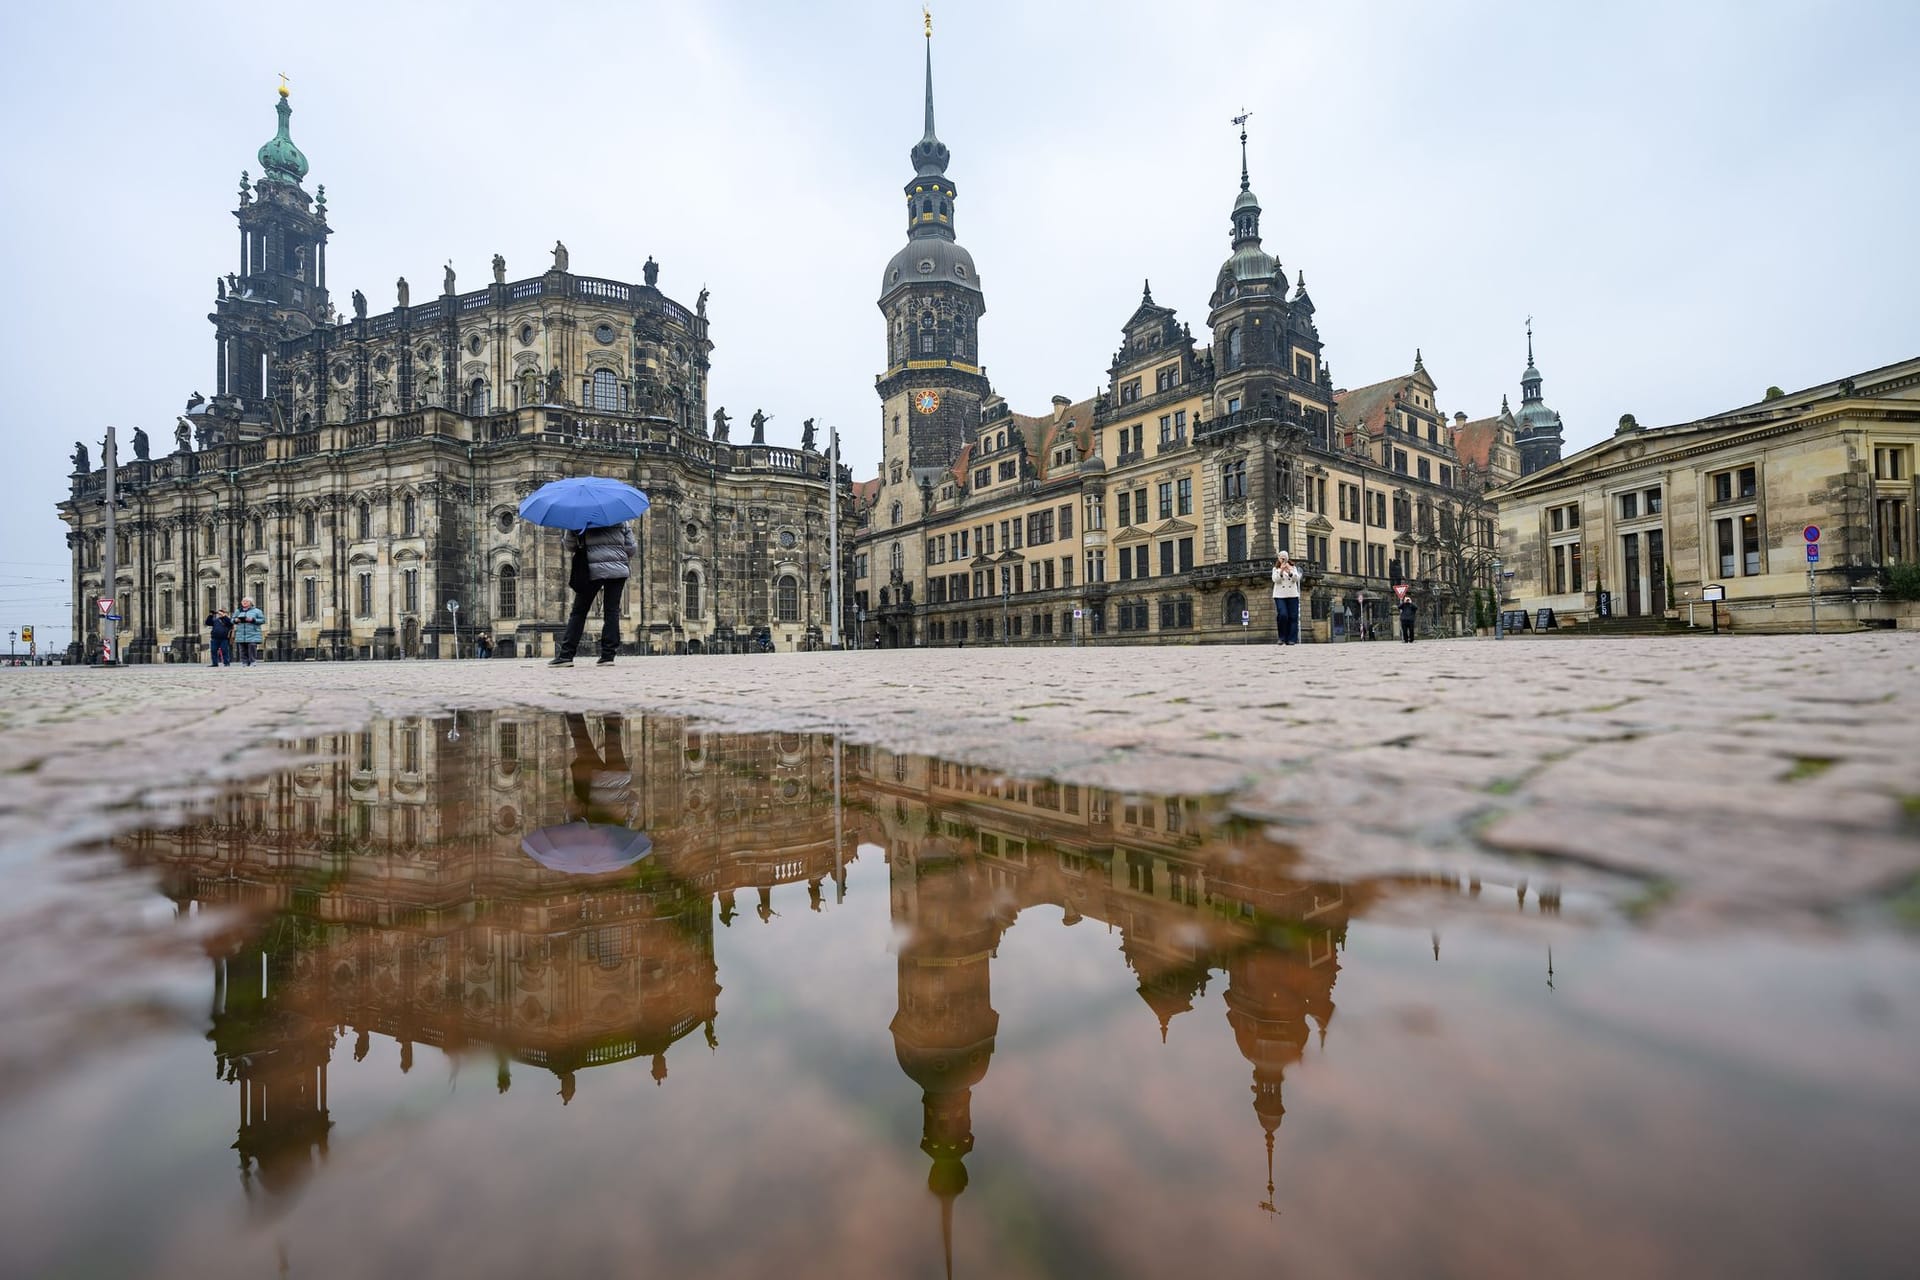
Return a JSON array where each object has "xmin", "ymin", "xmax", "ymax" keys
[
  {"xmin": 923, "ymin": 5, "xmax": 931, "ymax": 37},
  {"xmin": 1232, "ymin": 108, "xmax": 1252, "ymax": 128}
]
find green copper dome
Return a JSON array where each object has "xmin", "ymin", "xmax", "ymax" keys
[{"xmin": 257, "ymin": 89, "xmax": 309, "ymax": 186}]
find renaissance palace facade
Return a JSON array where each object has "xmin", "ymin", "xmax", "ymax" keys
[
  {"xmin": 58, "ymin": 87, "xmax": 853, "ymax": 662},
  {"xmin": 853, "ymin": 36, "xmax": 1549, "ymax": 648}
]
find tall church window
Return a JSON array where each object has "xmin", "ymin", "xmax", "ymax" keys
[
  {"xmin": 919, "ymin": 312, "xmax": 935, "ymax": 354},
  {"xmin": 465, "ymin": 378, "xmax": 488, "ymax": 415},
  {"xmin": 251, "ymin": 517, "xmax": 263, "ymax": 550},
  {"xmin": 496, "ymin": 565, "xmax": 517, "ymax": 619},
  {"xmin": 204, "ymin": 524, "xmax": 216, "ymax": 555},
  {"xmin": 683, "ymin": 570, "xmax": 701, "ymax": 619},
  {"xmin": 1225, "ymin": 327, "xmax": 1243, "ymax": 372},
  {"xmin": 775, "ymin": 575, "xmax": 799, "ymax": 623},
  {"xmin": 302, "ymin": 510, "xmax": 317, "ymax": 544},
  {"xmin": 591, "ymin": 368, "xmax": 621, "ymax": 412},
  {"xmin": 890, "ymin": 542, "xmax": 904, "ymax": 576},
  {"xmin": 402, "ymin": 494, "xmax": 418, "ymax": 535},
  {"xmin": 356, "ymin": 503, "xmax": 371, "ymax": 540}
]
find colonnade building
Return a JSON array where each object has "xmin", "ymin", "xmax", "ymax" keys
[{"xmin": 57, "ymin": 87, "xmax": 854, "ymax": 662}]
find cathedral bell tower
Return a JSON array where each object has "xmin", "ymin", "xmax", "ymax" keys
[
  {"xmin": 212, "ymin": 84, "xmax": 332, "ymax": 427},
  {"xmin": 876, "ymin": 21, "xmax": 989, "ymax": 496}
]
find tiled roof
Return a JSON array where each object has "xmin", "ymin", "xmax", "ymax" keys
[
  {"xmin": 1333, "ymin": 373, "xmax": 1416, "ymax": 438},
  {"xmin": 1450, "ymin": 416, "xmax": 1504, "ymax": 471}
]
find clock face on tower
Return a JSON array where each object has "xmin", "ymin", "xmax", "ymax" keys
[{"xmin": 913, "ymin": 390, "xmax": 941, "ymax": 415}]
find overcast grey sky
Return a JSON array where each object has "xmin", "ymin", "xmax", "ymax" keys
[{"xmin": 5, "ymin": 0, "xmax": 1915, "ymax": 648}]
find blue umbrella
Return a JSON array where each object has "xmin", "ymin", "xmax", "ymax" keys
[
  {"xmin": 518, "ymin": 476, "xmax": 651, "ymax": 531},
  {"xmin": 521, "ymin": 823, "xmax": 654, "ymax": 875}
]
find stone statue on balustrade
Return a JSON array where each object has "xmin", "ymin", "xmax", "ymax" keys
[
  {"xmin": 801, "ymin": 418, "xmax": 816, "ymax": 451},
  {"xmin": 443, "ymin": 262, "xmax": 456, "ymax": 295},
  {"xmin": 71, "ymin": 441, "xmax": 89, "ymax": 473},
  {"xmin": 696, "ymin": 287, "xmax": 709, "ymax": 319},
  {"xmin": 396, "ymin": 276, "xmax": 410, "ymax": 307},
  {"xmin": 552, "ymin": 240, "xmax": 569, "ymax": 272},
  {"xmin": 546, "ymin": 367, "xmax": 566, "ymax": 405},
  {"xmin": 492, "ymin": 253, "xmax": 506, "ymax": 285},
  {"xmin": 175, "ymin": 418, "xmax": 193, "ymax": 453},
  {"xmin": 352, "ymin": 289, "xmax": 367, "ymax": 320},
  {"xmin": 712, "ymin": 407, "xmax": 731, "ymax": 441},
  {"xmin": 643, "ymin": 257, "xmax": 659, "ymax": 288},
  {"xmin": 132, "ymin": 428, "xmax": 150, "ymax": 462},
  {"xmin": 750, "ymin": 410, "xmax": 768, "ymax": 444}
]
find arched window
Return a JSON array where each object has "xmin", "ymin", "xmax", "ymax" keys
[
  {"xmin": 775, "ymin": 575, "xmax": 799, "ymax": 623},
  {"xmin": 496, "ymin": 564, "xmax": 517, "ymax": 618},
  {"xmin": 465, "ymin": 378, "xmax": 488, "ymax": 415},
  {"xmin": 591, "ymin": 368, "xmax": 621, "ymax": 411},
  {"xmin": 889, "ymin": 542, "xmax": 904, "ymax": 575},
  {"xmin": 1225, "ymin": 327, "xmax": 1242, "ymax": 372},
  {"xmin": 683, "ymin": 570, "xmax": 701, "ymax": 619},
  {"xmin": 402, "ymin": 494, "xmax": 417, "ymax": 535},
  {"xmin": 1224, "ymin": 590, "xmax": 1247, "ymax": 627},
  {"xmin": 356, "ymin": 503, "xmax": 371, "ymax": 539}
]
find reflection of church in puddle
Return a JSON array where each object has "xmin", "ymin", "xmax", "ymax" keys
[{"xmin": 124, "ymin": 714, "xmax": 1353, "ymax": 1238}]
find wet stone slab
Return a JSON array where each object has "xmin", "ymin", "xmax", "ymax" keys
[
  {"xmin": 0, "ymin": 637, "xmax": 1917, "ymax": 1276},
  {"xmin": 0, "ymin": 693, "xmax": 1912, "ymax": 1277}
]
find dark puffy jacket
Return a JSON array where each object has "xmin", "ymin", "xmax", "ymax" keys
[
  {"xmin": 565, "ymin": 524, "xmax": 637, "ymax": 581},
  {"xmin": 205, "ymin": 613, "xmax": 234, "ymax": 641}
]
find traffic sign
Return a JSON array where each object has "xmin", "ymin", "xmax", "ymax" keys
[
  {"xmin": 1240, "ymin": 610, "xmax": 1251, "ymax": 624},
  {"xmin": 1806, "ymin": 544, "xmax": 1820, "ymax": 563},
  {"xmin": 1072, "ymin": 608, "xmax": 1083, "ymax": 618},
  {"xmin": 1803, "ymin": 525, "xmax": 1820, "ymax": 542},
  {"xmin": 1393, "ymin": 583, "xmax": 1409, "ymax": 601},
  {"xmin": 97, "ymin": 597, "xmax": 113, "ymax": 616},
  {"xmin": 104, "ymin": 614, "xmax": 123, "ymax": 622},
  {"xmin": 19, "ymin": 626, "xmax": 32, "ymax": 644}
]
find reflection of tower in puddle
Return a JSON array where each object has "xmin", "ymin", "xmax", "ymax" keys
[
  {"xmin": 206, "ymin": 924, "xmax": 335, "ymax": 1210},
  {"xmin": 1220, "ymin": 906, "xmax": 1344, "ymax": 1215},
  {"xmin": 889, "ymin": 839, "xmax": 1003, "ymax": 1276}
]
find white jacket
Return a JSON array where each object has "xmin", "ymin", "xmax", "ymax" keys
[{"xmin": 1271, "ymin": 565, "xmax": 1302, "ymax": 599}]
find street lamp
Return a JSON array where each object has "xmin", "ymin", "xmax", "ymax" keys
[
  {"xmin": 7, "ymin": 630, "xmax": 14, "ymax": 665},
  {"xmin": 1491, "ymin": 559, "xmax": 1504, "ymax": 639}
]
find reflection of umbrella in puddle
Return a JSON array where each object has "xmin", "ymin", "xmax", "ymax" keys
[{"xmin": 521, "ymin": 823, "xmax": 653, "ymax": 875}]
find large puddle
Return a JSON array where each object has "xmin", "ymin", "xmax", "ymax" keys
[{"xmin": 1, "ymin": 710, "xmax": 1916, "ymax": 1278}]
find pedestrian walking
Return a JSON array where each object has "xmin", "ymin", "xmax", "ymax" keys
[
  {"xmin": 550, "ymin": 521, "xmax": 637, "ymax": 667},
  {"xmin": 1271, "ymin": 552, "xmax": 1302, "ymax": 646},
  {"xmin": 204, "ymin": 607, "xmax": 234, "ymax": 667},
  {"xmin": 476, "ymin": 633, "xmax": 494, "ymax": 660},
  {"xmin": 233, "ymin": 596, "xmax": 265, "ymax": 666},
  {"xmin": 1398, "ymin": 593, "xmax": 1418, "ymax": 644}
]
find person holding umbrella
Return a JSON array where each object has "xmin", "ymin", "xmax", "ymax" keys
[{"xmin": 518, "ymin": 475, "xmax": 650, "ymax": 667}]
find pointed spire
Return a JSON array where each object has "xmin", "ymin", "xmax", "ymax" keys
[
  {"xmin": 922, "ymin": 16, "xmax": 938, "ymax": 145},
  {"xmin": 1234, "ymin": 109, "xmax": 1252, "ymax": 191},
  {"xmin": 1142, "ymin": 278, "xmax": 1153, "ymax": 305},
  {"xmin": 1414, "ymin": 347, "xmax": 1425, "ymax": 373}
]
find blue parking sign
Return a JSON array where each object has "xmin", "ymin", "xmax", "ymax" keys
[{"xmin": 1806, "ymin": 544, "xmax": 1820, "ymax": 563}]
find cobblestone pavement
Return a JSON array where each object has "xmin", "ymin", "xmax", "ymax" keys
[{"xmin": 2, "ymin": 634, "xmax": 1917, "ymax": 925}]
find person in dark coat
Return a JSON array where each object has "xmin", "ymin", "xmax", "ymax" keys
[
  {"xmin": 551, "ymin": 522, "xmax": 637, "ymax": 667},
  {"xmin": 1398, "ymin": 594, "xmax": 1418, "ymax": 643},
  {"xmin": 205, "ymin": 607, "xmax": 234, "ymax": 667}
]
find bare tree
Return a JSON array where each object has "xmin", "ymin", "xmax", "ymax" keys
[{"xmin": 1419, "ymin": 463, "xmax": 1499, "ymax": 634}]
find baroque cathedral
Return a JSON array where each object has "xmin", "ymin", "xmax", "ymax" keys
[
  {"xmin": 58, "ymin": 85, "xmax": 853, "ymax": 662},
  {"xmin": 853, "ymin": 33, "xmax": 1559, "ymax": 647}
]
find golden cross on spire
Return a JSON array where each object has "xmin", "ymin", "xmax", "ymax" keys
[
  {"xmin": 277, "ymin": 71, "xmax": 290, "ymax": 97},
  {"xmin": 923, "ymin": 5, "xmax": 932, "ymax": 37}
]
